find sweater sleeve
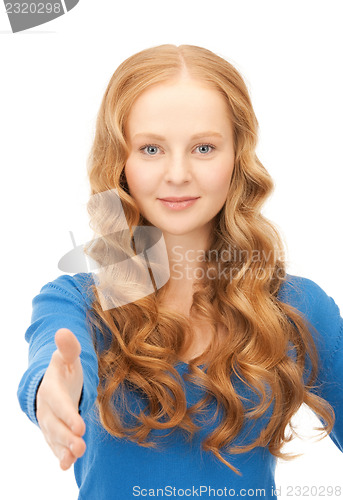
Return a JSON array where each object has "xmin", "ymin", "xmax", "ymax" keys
[
  {"xmin": 17, "ymin": 273, "xmax": 99, "ymax": 427},
  {"xmin": 310, "ymin": 282, "xmax": 343, "ymax": 452},
  {"xmin": 280, "ymin": 275, "xmax": 343, "ymax": 452}
]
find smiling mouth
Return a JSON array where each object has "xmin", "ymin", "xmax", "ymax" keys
[
  {"xmin": 158, "ymin": 198, "xmax": 200, "ymax": 210},
  {"xmin": 158, "ymin": 197, "xmax": 200, "ymax": 202}
]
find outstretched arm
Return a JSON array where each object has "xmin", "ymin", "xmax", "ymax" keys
[{"xmin": 17, "ymin": 274, "xmax": 99, "ymax": 469}]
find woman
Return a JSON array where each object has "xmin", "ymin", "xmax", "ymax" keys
[{"xmin": 17, "ymin": 44, "xmax": 343, "ymax": 499}]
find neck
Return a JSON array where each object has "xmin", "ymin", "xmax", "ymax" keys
[{"xmin": 162, "ymin": 223, "xmax": 213, "ymax": 292}]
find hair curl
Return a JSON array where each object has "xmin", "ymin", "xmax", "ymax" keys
[{"xmin": 83, "ymin": 44, "xmax": 334, "ymax": 475}]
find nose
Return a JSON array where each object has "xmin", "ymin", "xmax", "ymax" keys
[{"xmin": 163, "ymin": 154, "xmax": 192, "ymax": 184}]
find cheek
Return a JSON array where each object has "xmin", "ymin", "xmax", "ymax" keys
[
  {"xmin": 124, "ymin": 160, "xmax": 152, "ymax": 198},
  {"xmin": 203, "ymin": 162, "xmax": 234, "ymax": 193}
]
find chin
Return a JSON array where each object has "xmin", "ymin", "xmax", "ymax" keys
[{"xmin": 161, "ymin": 224, "xmax": 203, "ymax": 236}]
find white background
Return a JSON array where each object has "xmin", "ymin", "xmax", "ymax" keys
[{"xmin": 1, "ymin": 0, "xmax": 342, "ymax": 498}]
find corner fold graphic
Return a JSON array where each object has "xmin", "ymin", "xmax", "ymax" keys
[
  {"xmin": 4, "ymin": 0, "xmax": 80, "ymax": 33},
  {"xmin": 64, "ymin": 0, "xmax": 79, "ymax": 11}
]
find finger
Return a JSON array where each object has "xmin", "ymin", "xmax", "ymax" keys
[
  {"xmin": 41, "ymin": 423, "xmax": 77, "ymax": 469},
  {"xmin": 55, "ymin": 328, "xmax": 81, "ymax": 365},
  {"xmin": 54, "ymin": 431, "xmax": 86, "ymax": 460},
  {"xmin": 48, "ymin": 442, "xmax": 77, "ymax": 471},
  {"xmin": 41, "ymin": 411, "xmax": 86, "ymax": 460},
  {"xmin": 46, "ymin": 390, "xmax": 86, "ymax": 436},
  {"xmin": 59, "ymin": 447, "xmax": 77, "ymax": 471},
  {"xmin": 50, "ymin": 441, "xmax": 76, "ymax": 464}
]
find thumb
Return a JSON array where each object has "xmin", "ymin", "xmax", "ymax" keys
[{"xmin": 55, "ymin": 328, "xmax": 81, "ymax": 365}]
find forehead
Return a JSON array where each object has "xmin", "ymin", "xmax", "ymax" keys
[{"xmin": 125, "ymin": 79, "xmax": 232, "ymax": 134}]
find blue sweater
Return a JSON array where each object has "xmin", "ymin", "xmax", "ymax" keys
[{"xmin": 17, "ymin": 273, "xmax": 343, "ymax": 499}]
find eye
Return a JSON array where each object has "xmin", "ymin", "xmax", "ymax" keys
[
  {"xmin": 139, "ymin": 144, "xmax": 161, "ymax": 156},
  {"xmin": 194, "ymin": 143, "xmax": 216, "ymax": 154},
  {"xmin": 139, "ymin": 143, "xmax": 216, "ymax": 156}
]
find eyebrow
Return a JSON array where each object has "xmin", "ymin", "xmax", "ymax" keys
[{"xmin": 133, "ymin": 131, "xmax": 224, "ymax": 140}]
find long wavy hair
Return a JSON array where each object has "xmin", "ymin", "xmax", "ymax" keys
[{"xmin": 83, "ymin": 44, "xmax": 334, "ymax": 475}]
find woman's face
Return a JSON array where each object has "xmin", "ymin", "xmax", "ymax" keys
[{"xmin": 124, "ymin": 78, "xmax": 235, "ymax": 238}]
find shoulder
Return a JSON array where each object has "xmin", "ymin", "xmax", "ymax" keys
[
  {"xmin": 278, "ymin": 273, "xmax": 342, "ymax": 358},
  {"xmin": 37, "ymin": 272, "xmax": 96, "ymax": 309},
  {"xmin": 278, "ymin": 273, "xmax": 341, "ymax": 323}
]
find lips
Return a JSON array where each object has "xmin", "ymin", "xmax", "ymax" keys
[
  {"xmin": 158, "ymin": 196, "xmax": 200, "ymax": 202},
  {"xmin": 158, "ymin": 196, "xmax": 200, "ymax": 211}
]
